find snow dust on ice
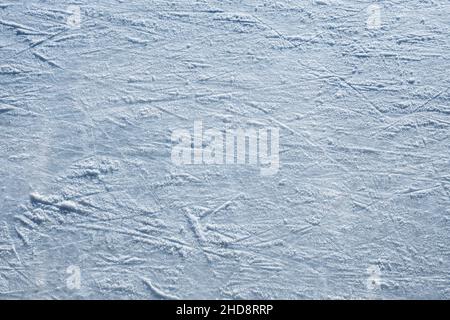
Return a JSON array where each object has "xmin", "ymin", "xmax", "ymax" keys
[{"xmin": 0, "ymin": 1, "xmax": 449, "ymax": 299}]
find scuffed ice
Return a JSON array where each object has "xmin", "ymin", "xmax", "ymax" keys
[{"xmin": 0, "ymin": 0, "xmax": 449, "ymax": 299}]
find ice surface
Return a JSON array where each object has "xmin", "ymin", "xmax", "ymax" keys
[{"xmin": 0, "ymin": 0, "xmax": 449, "ymax": 299}]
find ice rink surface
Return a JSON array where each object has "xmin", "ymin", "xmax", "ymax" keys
[{"xmin": 0, "ymin": 1, "xmax": 449, "ymax": 299}]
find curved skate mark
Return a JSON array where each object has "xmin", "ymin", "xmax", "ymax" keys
[
  {"xmin": 141, "ymin": 277, "xmax": 179, "ymax": 300},
  {"xmin": 200, "ymin": 193, "xmax": 244, "ymax": 220}
]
